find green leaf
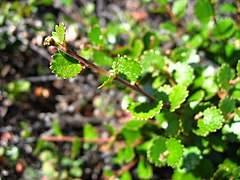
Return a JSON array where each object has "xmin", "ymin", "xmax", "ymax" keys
[
  {"xmin": 122, "ymin": 128, "xmax": 142, "ymax": 144},
  {"xmin": 141, "ymin": 50, "xmax": 166, "ymax": 73},
  {"xmin": 169, "ymin": 84, "xmax": 189, "ymax": 112},
  {"xmin": 237, "ymin": 60, "xmax": 240, "ymax": 77},
  {"xmin": 155, "ymin": 111, "xmax": 180, "ymax": 136},
  {"xmin": 180, "ymin": 146, "xmax": 202, "ymax": 171},
  {"xmin": 50, "ymin": 50, "xmax": 82, "ymax": 78},
  {"xmin": 137, "ymin": 158, "xmax": 153, "ymax": 180},
  {"xmin": 194, "ymin": 0, "xmax": 213, "ymax": 24},
  {"xmin": 52, "ymin": 120, "xmax": 62, "ymax": 136},
  {"xmin": 217, "ymin": 64, "xmax": 234, "ymax": 90},
  {"xmin": 196, "ymin": 107, "xmax": 224, "ymax": 136},
  {"xmin": 124, "ymin": 120, "xmax": 146, "ymax": 131},
  {"xmin": 187, "ymin": 90, "xmax": 205, "ymax": 109},
  {"xmin": 172, "ymin": 0, "xmax": 188, "ymax": 19},
  {"xmin": 88, "ymin": 25, "xmax": 104, "ymax": 46},
  {"xmin": 93, "ymin": 49, "xmax": 113, "ymax": 66},
  {"xmin": 222, "ymin": 115, "xmax": 240, "ymax": 142},
  {"xmin": 219, "ymin": 98, "xmax": 235, "ymax": 117},
  {"xmin": 128, "ymin": 101, "xmax": 163, "ymax": 120},
  {"xmin": 212, "ymin": 18, "xmax": 236, "ymax": 40},
  {"xmin": 131, "ymin": 39, "xmax": 144, "ymax": 58},
  {"xmin": 71, "ymin": 137, "xmax": 81, "ymax": 159},
  {"xmin": 147, "ymin": 136, "xmax": 183, "ymax": 167},
  {"xmin": 212, "ymin": 159, "xmax": 238, "ymax": 179},
  {"xmin": 52, "ymin": 22, "xmax": 66, "ymax": 45},
  {"xmin": 115, "ymin": 145, "xmax": 135, "ymax": 165},
  {"xmin": 220, "ymin": 3, "xmax": 238, "ymax": 14},
  {"xmin": 120, "ymin": 171, "xmax": 132, "ymax": 180},
  {"xmin": 165, "ymin": 138, "xmax": 184, "ymax": 166},
  {"xmin": 83, "ymin": 124, "xmax": 98, "ymax": 140},
  {"xmin": 117, "ymin": 55, "xmax": 142, "ymax": 82},
  {"xmin": 173, "ymin": 62, "xmax": 194, "ymax": 87}
]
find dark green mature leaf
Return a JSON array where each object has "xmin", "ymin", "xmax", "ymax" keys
[
  {"xmin": 194, "ymin": 0, "xmax": 213, "ymax": 24},
  {"xmin": 147, "ymin": 136, "xmax": 183, "ymax": 167},
  {"xmin": 155, "ymin": 112, "xmax": 180, "ymax": 136},
  {"xmin": 181, "ymin": 146, "xmax": 202, "ymax": 171},
  {"xmin": 219, "ymin": 98, "xmax": 235, "ymax": 117},
  {"xmin": 169, "ymin": 85, "xmax": 189, "ymax": 112},
  {"xmin": 196, "ymin": 107, "xmax": 224, "ymax": 136},
  {"xmin": 88, "ymin": 25, "xmax": 104, "ymax": 46},
  {"xmin": 128, "ymin": 101, "xmax": 163, "ymax": 120},
  {"xmin": 50, "ymin": 50, "xmax": 82, "ymax": 78},
  {"xmin": 212, "ymin": 159, "xmax": 238, "ymax": 179},
  {"xmin": 173, "ymin": 62, "xmax": 194, "ymax": 87},
  {"xmin": 212, "ymin": 18, "xmax": 236, "ymax": 40},
  {"xmin": 117, "ymin": 55, "xmax": 142, "ymax": 82},
  {"xmin": 52, "ymin": 22, "xmax": 66, "ymax": 45},
  {"xmin": 217, "ymin": 64, "xmax": 234, "ymax": 90}
]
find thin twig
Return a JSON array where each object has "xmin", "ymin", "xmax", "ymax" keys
[
  {"xmin": 41, "ymin": 135, "xmax": 114, "ymax": 143},
  {"xmin": 60, "ymin": 47, "xmax": 156, "ymax": 102}
]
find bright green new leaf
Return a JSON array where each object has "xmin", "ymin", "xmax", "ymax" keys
[
  {"xmin": 83, "ymin": 124, "xmax": 98, "ymax": 140},
  {"xmin": 50, "ymin": 50, "xmax": 82, "ymax": 78},
  {"xmin": 88, "ymin": 25, "xmax": 104, "ymax": 46},
  {"xmin": 122, "ymin": 128, "xmax": 142, "ymax": 144},
  {"xmin": 52, "ymin": 120, "xmax": 62, "ymax": 136},
  {"xmin": 212, "ymin": 18, "xmax": 236, "ymax": 40},
  {"xmin": 128, "ymin": 101, "xmax": 163, "ymax": 120},
  {"xmin": 173, "ymin": 62, "xmax": 194, "ymax": 87},
  {"xmin": 172, "ymin": 0, "xmax": 188, "ymax": 19},
  {"xmin": 169, "ymin": 84, "xmax": 189, "ymax": 112},
  {"xmin": 117, "ymin": 55, "xmax": 142, "ymax": 82},
  {"xmin": 217, "ymin": 64, "xmax": 234, "ymax": 90},
  {"xmin": 137, "ymin": 158, "xmax": 153, "ymax": 179},
  {"xmin": 52, "ymin": 22, "xmax": 66, "ymax": 45},
  {"xmin": 147, "ymin": 136, "xmax": 183, "ymax": 167},
  {"xmin": 71, "ymin": 137, "xmax": 81, "ymax": 159},
  {"xmin": 194, "ymin": 0, "xmax": 213, "ymax": 24},
  {"xmin": 196, "ymin": 107, "xmax": 224, "ymax": 136}
]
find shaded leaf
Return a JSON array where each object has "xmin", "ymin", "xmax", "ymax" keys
[
  {"xmin": 71, "ymin": 137, "xmax": 81, "ymax": 159},
  {"xmin": 217, "ymin": 64, "xmax": 234, "ymax": 90},
  {"xmin": 128, "ymin": 101, "xmax": 163, "ymax": 120}
]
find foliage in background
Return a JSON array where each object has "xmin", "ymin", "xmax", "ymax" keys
[{"xmin": 1, "ymin": 0, "xmax": 240, "ymax": 179}]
